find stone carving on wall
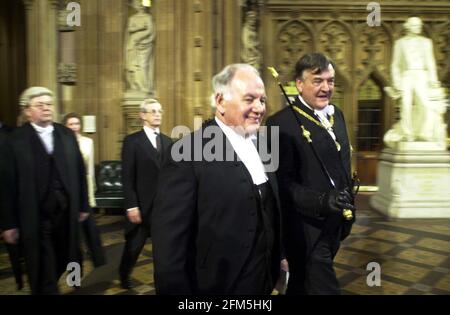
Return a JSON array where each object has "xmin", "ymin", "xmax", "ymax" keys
[
  {"xmin": 124, "ymin": 0, "xmax": 155, "ymax": 96},
  {"xmin": 276, "ymin": 21, "xmax": 312, "ymax": 80},
  {"xmin": 384, "ymin": 17, "xmax": 448, "ymax": 149},
  {"xmin": 319, "ymin": 21, "xmax": 351, "ymax": 75},
  {"xmin": 433, "ymin": 24, "xmax": 450, "ymax": 80},
  {"xmin": 58, "ymin": 63, "xmax": 77, "ymax": 83},
  {"xmin": 241, "ymin": 10, "xmax": 262, "ymax": 72},
  {"xmin": 357, "ymin": 24, "xmax": 391, "ymax": 81}
]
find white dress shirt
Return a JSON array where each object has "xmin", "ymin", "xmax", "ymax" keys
[
  {"xmin": 31, "ymin": 123, "xmax": 54, "ymax": 154},
  {"xmin": 215, "ymin": 117, "xmax": 268, "ymax": 185},
  {"xmin": 143, "ymin": 126, "xmax": 160, "ymax": 149}
]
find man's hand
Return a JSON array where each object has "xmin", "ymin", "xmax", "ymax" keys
[
  {"xmin": 2, "ymin": 229, "xmax": 19, "ymax": 244},
  {"xmin": 127, "ymin": 207, "xmax": 142, "ymax": 224},
  {"xmin": 320, "ymin": 189, "xmax": 356, "ymax": 217},
  {"xmin": 79, "ymin": 212, "xmax": 90, "ymax": 222}
]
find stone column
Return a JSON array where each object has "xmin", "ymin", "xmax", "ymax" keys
[
  {"xmin": 58, "ymin": 0, "xmax": 78, "ymax": 116},
  {"xmin": 23, "ymin": 0, "xmax": 59, "ymax": 118}
]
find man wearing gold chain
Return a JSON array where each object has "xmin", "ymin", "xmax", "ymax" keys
[{"xmin": 266, "ymin": 53, "xmax": 355, "ymax": 295}]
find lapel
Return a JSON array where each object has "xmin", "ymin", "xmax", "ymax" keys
[
  {"xmin": 20, "ymin": 124, "xmax": 36, "ymax": 177},
  {"xmin": 158, "ymin": 133, "xmax": 172, "ymax": 164},
  {"xmin": 137, "ymin": 129, "xmax": 160, "ymax": 168},
  {"xmin": 52, "ymin": 125, "xmax": 71, "ymax": 192}
]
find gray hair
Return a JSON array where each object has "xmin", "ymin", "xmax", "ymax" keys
[
  {"xmin": 211, "ymin": 63, "xmax": 260, "ymax": 108},
  {"xmin": 19, "ymin": 86, "xmax": 54, "ymax": 107},
  {"xmin": 139, "ymin": 98, "xmax": 160, "ymax": 113}
]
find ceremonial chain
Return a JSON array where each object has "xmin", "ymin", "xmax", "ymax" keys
[
  {"xmin": 292, "ymin": 105, "xmax": 341, "ymax": 152},
  {"xmin": 292, "ymin": 105, "xmax": 334, "ymax": 129}
]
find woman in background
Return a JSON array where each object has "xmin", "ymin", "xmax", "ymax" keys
[{"xmin": 64, "ymin": 113, "xmax": 106, "ymax": 268}]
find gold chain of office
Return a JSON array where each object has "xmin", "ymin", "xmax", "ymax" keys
[
  {"xmin": 292, "ymin": 105, "xmax": 341, "ymax": 152},
  {"xmin": 292, "ymin": 105, "xmax": 335, "ymax": 129}
]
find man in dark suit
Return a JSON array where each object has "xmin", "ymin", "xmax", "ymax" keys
[
  {"xmin": 0, "ymin": 121, "xmax": 23, "ymax": 290},
  {"xmin": 0, "ymin": 121, "xmax": 13, "ymax": 133},
  {"xmin": 152, "ymin": 64, "xmax": 282, "ymax": 295},
  {"xmin": 119, "ymin": 98, "xmax": 172, "ymax": 289},
  {"xmin": 266, "ymin": 53, "xmax": 356, "ymax": 295},
  {"xmin": 0, "ymin": 87, "xmax": 89, "ymax": 294}
]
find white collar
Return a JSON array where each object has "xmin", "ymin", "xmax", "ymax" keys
[
  {"xmin": 298, "ymin": 95, "xmax": 335, "ymax": 117},
  {"xmin": 215, "ymin": 117, "xmax": 257, "ymax": 141},
  {"xmin": 31, "ymin": 122, "xmax": 54, "ymax": 134},
  {"xmin": 143, "ymin": 125, "xmax": 160, "ymax": 134}
]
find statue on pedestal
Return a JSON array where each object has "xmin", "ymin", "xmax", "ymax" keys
[
  {"xmin": 384, "ymin": 17, "xmax": 447, "ymax": 148},
  {"xmin": 125, "ymin": 0, "xmax": 155, "ymax": 96}
]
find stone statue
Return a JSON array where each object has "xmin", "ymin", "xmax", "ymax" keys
[
  {"xmin": 241, "ymin": 10, "xmax": 262, "ymax": 72},
  {"xmin": 384, "ymin": 17, "xmax": 448, "ymax": 148},
  {"xmin": 125, "ymin": 0, "xmax": 155, "ymax": 95}
]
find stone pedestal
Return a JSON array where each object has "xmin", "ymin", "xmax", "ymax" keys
[{"xmin": 370, "ymin": 144, "xmax": 450, "ymax": 218}]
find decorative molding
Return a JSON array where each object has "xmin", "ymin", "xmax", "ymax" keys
[
  {"xmin": 58, "ymin": 7, "xmax": 75, "ymax": 31},
  {"xmin": 194, "ymin": 71, "xmax": 202, "ymax": 82},
  {"xmin": 48, "ymin": 0, "xmax": 59, "ymax": 10},
  {"xmin": 319, "ymin": 21, "xmax": 351, "ymax": 76},
  {"xmin": 193, "ymin": 1, "xmax": 203, "ymax": 13},
  {"xmin": 276, "ymin": 20, "xmax": 312, "ymax": 81},
  {"xmin": 22, "ymin": 0, "xmax": 35, "ymax": 11},
  {"xmin": 58, "ymin": 63, "xmax": 77, "ymax": 83},
  {"xmin": 194, "ymin": 36, "xmax": 203, "ymax": 47}
]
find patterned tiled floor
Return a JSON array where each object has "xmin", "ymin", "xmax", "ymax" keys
[{"xmin": 0, "ymin": 193, "xmax": 449, "ymax": 295}]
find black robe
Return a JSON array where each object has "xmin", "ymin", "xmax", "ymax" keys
[
  {"xmin": 0, "ymin": 123, "xmax": 88, "ymax": 293},
  {"xmin": 151, "ymin": 119, "xmax": 282, "ymax": 294}
]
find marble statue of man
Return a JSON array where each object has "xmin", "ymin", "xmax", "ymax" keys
[
  {"xmin": 125, "ymin": 0, "xmax": 155, "ymax": 95},
  {"xmin": 384, "ymin": 17, "xmax": 447, "ymax": 148}
]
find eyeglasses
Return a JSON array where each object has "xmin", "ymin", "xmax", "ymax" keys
[
  {"xmin": 29, "ymin": 102, "xmax": 53, "ymax": 110},
  {"xmin": 145, "ymin": 109, "xmax": 163, "ymax": 115}
]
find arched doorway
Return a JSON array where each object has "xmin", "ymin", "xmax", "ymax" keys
[
  {"xmin": 0, "ymin": 0, "xmax": 26, "ymax": 127},
  {"xmin": 356, "ymin": 76, "xmax": 384, "ymax": 186}
]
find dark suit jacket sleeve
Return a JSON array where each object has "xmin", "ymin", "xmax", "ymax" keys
[
  {"xmin": 121, "ymin": 136, "xmax": 139, "ymax": 210},
  {"xmin": 151, "ymin": 146, "xmax": 197, "ymax": 294},
  {"xmin": 0, "ymin": 136, "xmax": 18, "ymax": 230}
]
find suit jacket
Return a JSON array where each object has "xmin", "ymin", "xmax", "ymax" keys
[
  {"xmin": 121, "ymin": 129, "xmax": 172, "ymax": 233},
  {"xmin": 0, "ymin": 127, "xmax": 23, "ymax": 290},
  {"xmin": 152, "ymin": 119, "xmax": 282, "ymax": 294},
  {"xmin": 266, "ymin": 97, "xmax": 353, "ymax": 259},
  {"xmin": 0, "ymin": 123, "xmax": 88, "ymax": 293}
]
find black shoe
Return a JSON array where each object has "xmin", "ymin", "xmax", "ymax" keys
[{"xmin": 121, "ymin": 278, "xmax": 132, "ymax": 290}]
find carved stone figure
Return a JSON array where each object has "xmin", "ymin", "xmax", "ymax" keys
[
  {"xmin": 125, "ymin": 0, "xmax": 155, "ymax": 95},
  {"xmin": 241, "ymin": 10, "xmax": 262, "ymax": 72}
]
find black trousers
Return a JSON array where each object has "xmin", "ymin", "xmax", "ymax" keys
[
  {"xmin": 119, "ymin": 223, "xmax": 151, "ymax": 280},
  {"xmin": 36, "ymin": 211, "xmax": 69, "ymax": 295},
  {"xmin": 286, "ymin": 236, "xmax": 341, "ymax": 295},
  {"xmin": 34, "ymin": 187, "xmax": 72, "ymax": 295}
]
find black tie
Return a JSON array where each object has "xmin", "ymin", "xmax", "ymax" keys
[{"xmin": 155, "ymin": 132, "xmax": 162, "ymax": 153}]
